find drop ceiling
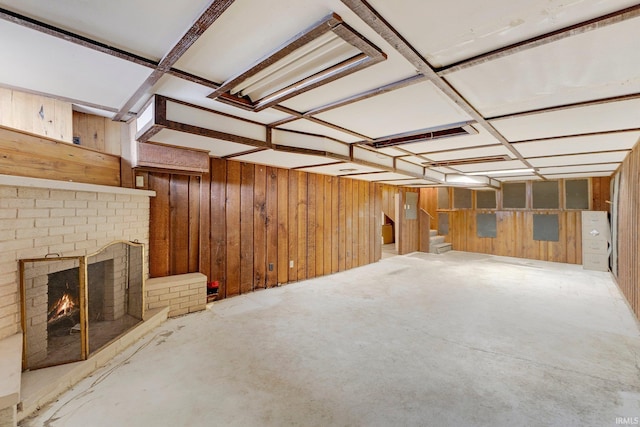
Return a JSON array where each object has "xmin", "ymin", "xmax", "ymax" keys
[{"xmin": 0, "ymin": 0, "xmax": 638, "ymax": 187}]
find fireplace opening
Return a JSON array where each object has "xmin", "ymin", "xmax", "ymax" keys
[{"xmin": 20, "ymin": 241, "xmax": 145, "ymax": 370}]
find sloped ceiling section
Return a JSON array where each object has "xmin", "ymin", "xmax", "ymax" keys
[{"xmin": 0, "ymin": 0, "xmax": 638, "ymax": 187}]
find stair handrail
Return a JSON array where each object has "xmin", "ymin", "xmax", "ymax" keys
[{"xmin": 420, "ymin": 208, "xmax": 434, "ymax": 220}]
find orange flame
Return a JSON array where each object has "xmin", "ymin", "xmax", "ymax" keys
[{"xmin": 48, "ymin": 293, "xmax": 76, "ymax": 322}]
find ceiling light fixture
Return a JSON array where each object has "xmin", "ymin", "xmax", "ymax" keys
[{"xmin": 209, "ymin": 13, "xmax": 386, "ymax": 112}]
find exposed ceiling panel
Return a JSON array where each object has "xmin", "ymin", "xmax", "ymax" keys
[
  {"xmin": 299, "ymin": 162, "xmax": 384, "ymax": 176},
  {"xmin": 230, "ymin": 148, "xmax": 335, "ymax": 169},
  {"xmin": 528, "ymin": 151, "xmax": 628, "ymax": 167},
  {"xmin": 0, "ymin": 0, "xmax": 213, "ymax": 61},
  {"xmin": 398, "ymin": 126, "xmax": 500, "ymax": 154},
  {"xmin": 0, "ymin": 19, "xmax": 153, "ymax": 110},
  {"xmin": 494, "ymin": 175, "xmax": 541, "ymax": 182},
  {"xmin": 151, "ymin": 129, "xmax": 256, "ymax": 158},
  {"xmin": 446, "ymin": 159, "xmax": 528, "ymax": 174},
  {"xmin": 445, "ymin": 16, "xmax": 640, "ymax": 117},
  {"xmin": 538, "ymin": 163, "xmax": 620, "ymax": 174},
  {"xmin": 542, "ymin": 172, "xmax": 615, "ymax": 179},
  {"xmin": 425, "ymin": 145, "xmax": 514, "ymax": 162},
  {"xmin": 366, "ymin": 0, "xmax": 638, "ymax": 67},
  {"xmin": 314, "ymin": 81, "xmax": 471, "ymax": 138},
  {"xmin": 491, "ymin": 98, "xmax": 640, "ymax": 141},
  {"xmin": 276, "ymin": 119, "xmax": 361, "ymax": 143},
  {"xmin": 513, "ymin": 132, "xmax": 640, "ymax": 158},
  {"xmin": 347, "ymin": 172, "xmax": 414, "ymax": 181},
  {"xmin": 273, "ymin": 129, "xmax": 350, "ymax": 157},
  {"xmin": 152, "ymin": 75, "xmax": 292, "ymax": 124}
]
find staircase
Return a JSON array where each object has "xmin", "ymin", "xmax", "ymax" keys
[{"xmin": 429, "ymin": 230, "xmax": 452, "ymax": 254}]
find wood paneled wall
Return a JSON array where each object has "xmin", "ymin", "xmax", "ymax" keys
[
  {"xmin": 446, "ymin": 210, "xmax": 584, "ymax": 263},
  {"xmin": 0, "ymin": 88, "xmax": 72, "ymax": 142},
  {"xmin": 73, "ymin": 111, "xmax": 124, "ymax": 156},
  {"xmin": 148, "ymin": 173, "xmax": 202, "ymax": 277},
  {"xmin": 0, "ymin": 126, "xmax": 120, "ymax": 186},
  {"xmin": 210, "ymin": 159, "xmax": 382, "ymax": 299},
  {"xmin": 616, "ymin": 141, "xmax": 640, "ymax": 319},
  {"xmin": 379, "ymin": 185, "xmax": 420, "ymax": 255},
  {"xmin": 419, "ymin": 177, "xmax": 610, "ymax": 264}
]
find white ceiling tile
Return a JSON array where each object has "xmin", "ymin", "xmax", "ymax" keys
[
  {"xmin": 0, "ymin": 0, "xmax": 213, "ymax": 61},
  {"xmin": 528, "ymin": 151, "xmax": 629, "ymax": 167},
  {"xmin": 231, "ymin": 148, "xmax": 333, "ymax": 169},
  {"xmin": 513, "ymin": 132, "xmax": 640, "ymax": 158},
  {"xmin": 537, "ymin": 163, "xmax": 620, "ymax": 174},
  {"xmin": 299, "ymin": 162, "xmax": 384, "ymax": 176},
  {"xmin": 273, "ymin": 129, "xmax": 350, "ymax": 157},
  {"xmin": 314, "ymin": 81, "xmax": 471, "ymax": 138},
  {"xmin": 495, "ymin": 175, "xmax": 541, "ymax": 182},
  {"xmin": 399, "ymin": 126, "xmax": 499, "ymax": 154},
  {"xmin": 0, "ymin": 20, "xmax": 153, "ymax": 110},
  {"xmin": 276, "ymin": 119, "xmax": 361, "ymax": 143},
  {"xmin": 491, "ymin": 99, "xmax": 640, "ymax": 141},
  {"xmin": 542, "ymin": 172, "xmax": 614, "ymax": 179},
  {"xmin": 152, "ymin": 75, "xmax": 291, "ymax": 123},
  {"xmin": 452, "ymin": 160, "xmax": 527, "ymax": 173},
  {"xmin": 151, "ymin": 129, "xmax": 255, "ymax": 158},
  {"xmin": 347, "ymin": 172, "xmax": 414, "ymax": 181},
  {"xmin": 446, "ymin": 16, "xmax": 640, "ymax": 117},
  {"xmin": 426, "ymin": 145, "xmax": 513, "ymax": 162},
  {"xmin": 366, "ymin": 0, "xmax": 638, "ymax": 67}
]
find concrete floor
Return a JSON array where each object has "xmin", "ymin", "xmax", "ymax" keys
[{"xmin": 21, "ymin": 251, "xmax": 640, "ymax": 427}]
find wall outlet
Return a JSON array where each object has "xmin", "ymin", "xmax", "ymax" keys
[
  {"xmin": 268, "ymin": 263, "xmax": 274, "ymax": 271},
  {"xmin": 289, "ymin": 260, "xmax": 294, "ymax": 268}
]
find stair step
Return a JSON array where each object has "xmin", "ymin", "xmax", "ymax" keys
[
  {"xmin": 430, "ymin": 242, "xmax": 452, "ymax": 254},
  {"xmin": 429, "ymin": 229, "xmax": 438, "ymax": 237},
  {"xmin": 430, "ymin": 235, "xmax": 445, "ymax": 245}
]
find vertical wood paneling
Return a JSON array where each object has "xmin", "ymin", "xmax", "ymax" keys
[
  {"xmin": 277, "ymin": 169, "xmax": 289, "ymax": 285},
  {"xmin": 374, "ymin": 184, "xmax": 382, "ymax": 262},
  {"xmin": 315, "ymin": 174, "xmax": 325, "ymax": 276},
  {"xmin": 337, "ymin": 178, "xmax": 353, "ymax": 271},
  {"xmin": 617, "ymin": 141, "xmax": 639, "ymax": 319},
  {"xmin": 343, "ymin": 178, "xmax": 352, "ymax": 270},
  {"xmin": 211, "ymin": 158, "xmax": 227, "ymax": 297},
  {"xmin": 297, "ymin": 171, "xmax": 308, "ymax": 280},
  {"xmin": 331, "ymin": 177, "xmax": 340, "ymax": 273},
  {"xmin": 240, "ymin": 163, "xmax": 254, "ymax": 294},
  {"xmin": 288, "ymin": 171, "xmax": 299, "ymax": 282},
  {"xmin": 307, "ymin": 174, "xmax": 317, "ymax": 279},
  {"xmin": 188, "ymin": 176, "xmax": 200, "ymax": 272},
  {"xmin": 323, "ymin": 176, "xmax": 333, "ymax": 276},
  {"xmin": 254, "ymin": 165, "xmax": 267, "ymax": 289},
  {"xmin": 149, "ymin": 173, "xmax": 170, "ymax": 277},
  {"xmin": 202, "ymin": 160, "xmax": 384, "ymax": 300},
  {"xmin": 170, "ymin": 175, "xmax": 190, "ymax": 274},
  {"xmin": 226, "ymin": 161, "xmax": 241, "ymax": 297},
  {"xmin": 265, "ymin": 167, "xmax": 278, "ymax": 287}
]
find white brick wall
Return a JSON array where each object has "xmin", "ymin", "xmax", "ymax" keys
[{"xmin": 0, "ymin": 180, "xmax": 153, "ymax": 341}]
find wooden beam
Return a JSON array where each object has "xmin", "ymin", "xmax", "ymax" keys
[
  {"xmin": 438, "ymin": 4, "xmax": 640, "ymax": 76},
  {"xmin": 114, "ymin": 0, "xmax": 235, "ymax": 120},
  {"xmin": 340, "ymin": 0, "xmax": 540, "ymax": 176}
]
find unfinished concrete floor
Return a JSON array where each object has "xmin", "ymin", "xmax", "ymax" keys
[{"xmin": 21, "ymin": 251, "xmax": 640, "ymax": 426}]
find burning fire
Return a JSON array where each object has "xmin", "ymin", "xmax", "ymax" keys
[{"xmin": 48, "ymin": 292, "xmax": 76, "ymax": 322}]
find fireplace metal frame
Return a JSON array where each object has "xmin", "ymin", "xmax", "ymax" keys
[{"xmin": 19, "ymin": 240, "xmax": 145, "ymax": 370}]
